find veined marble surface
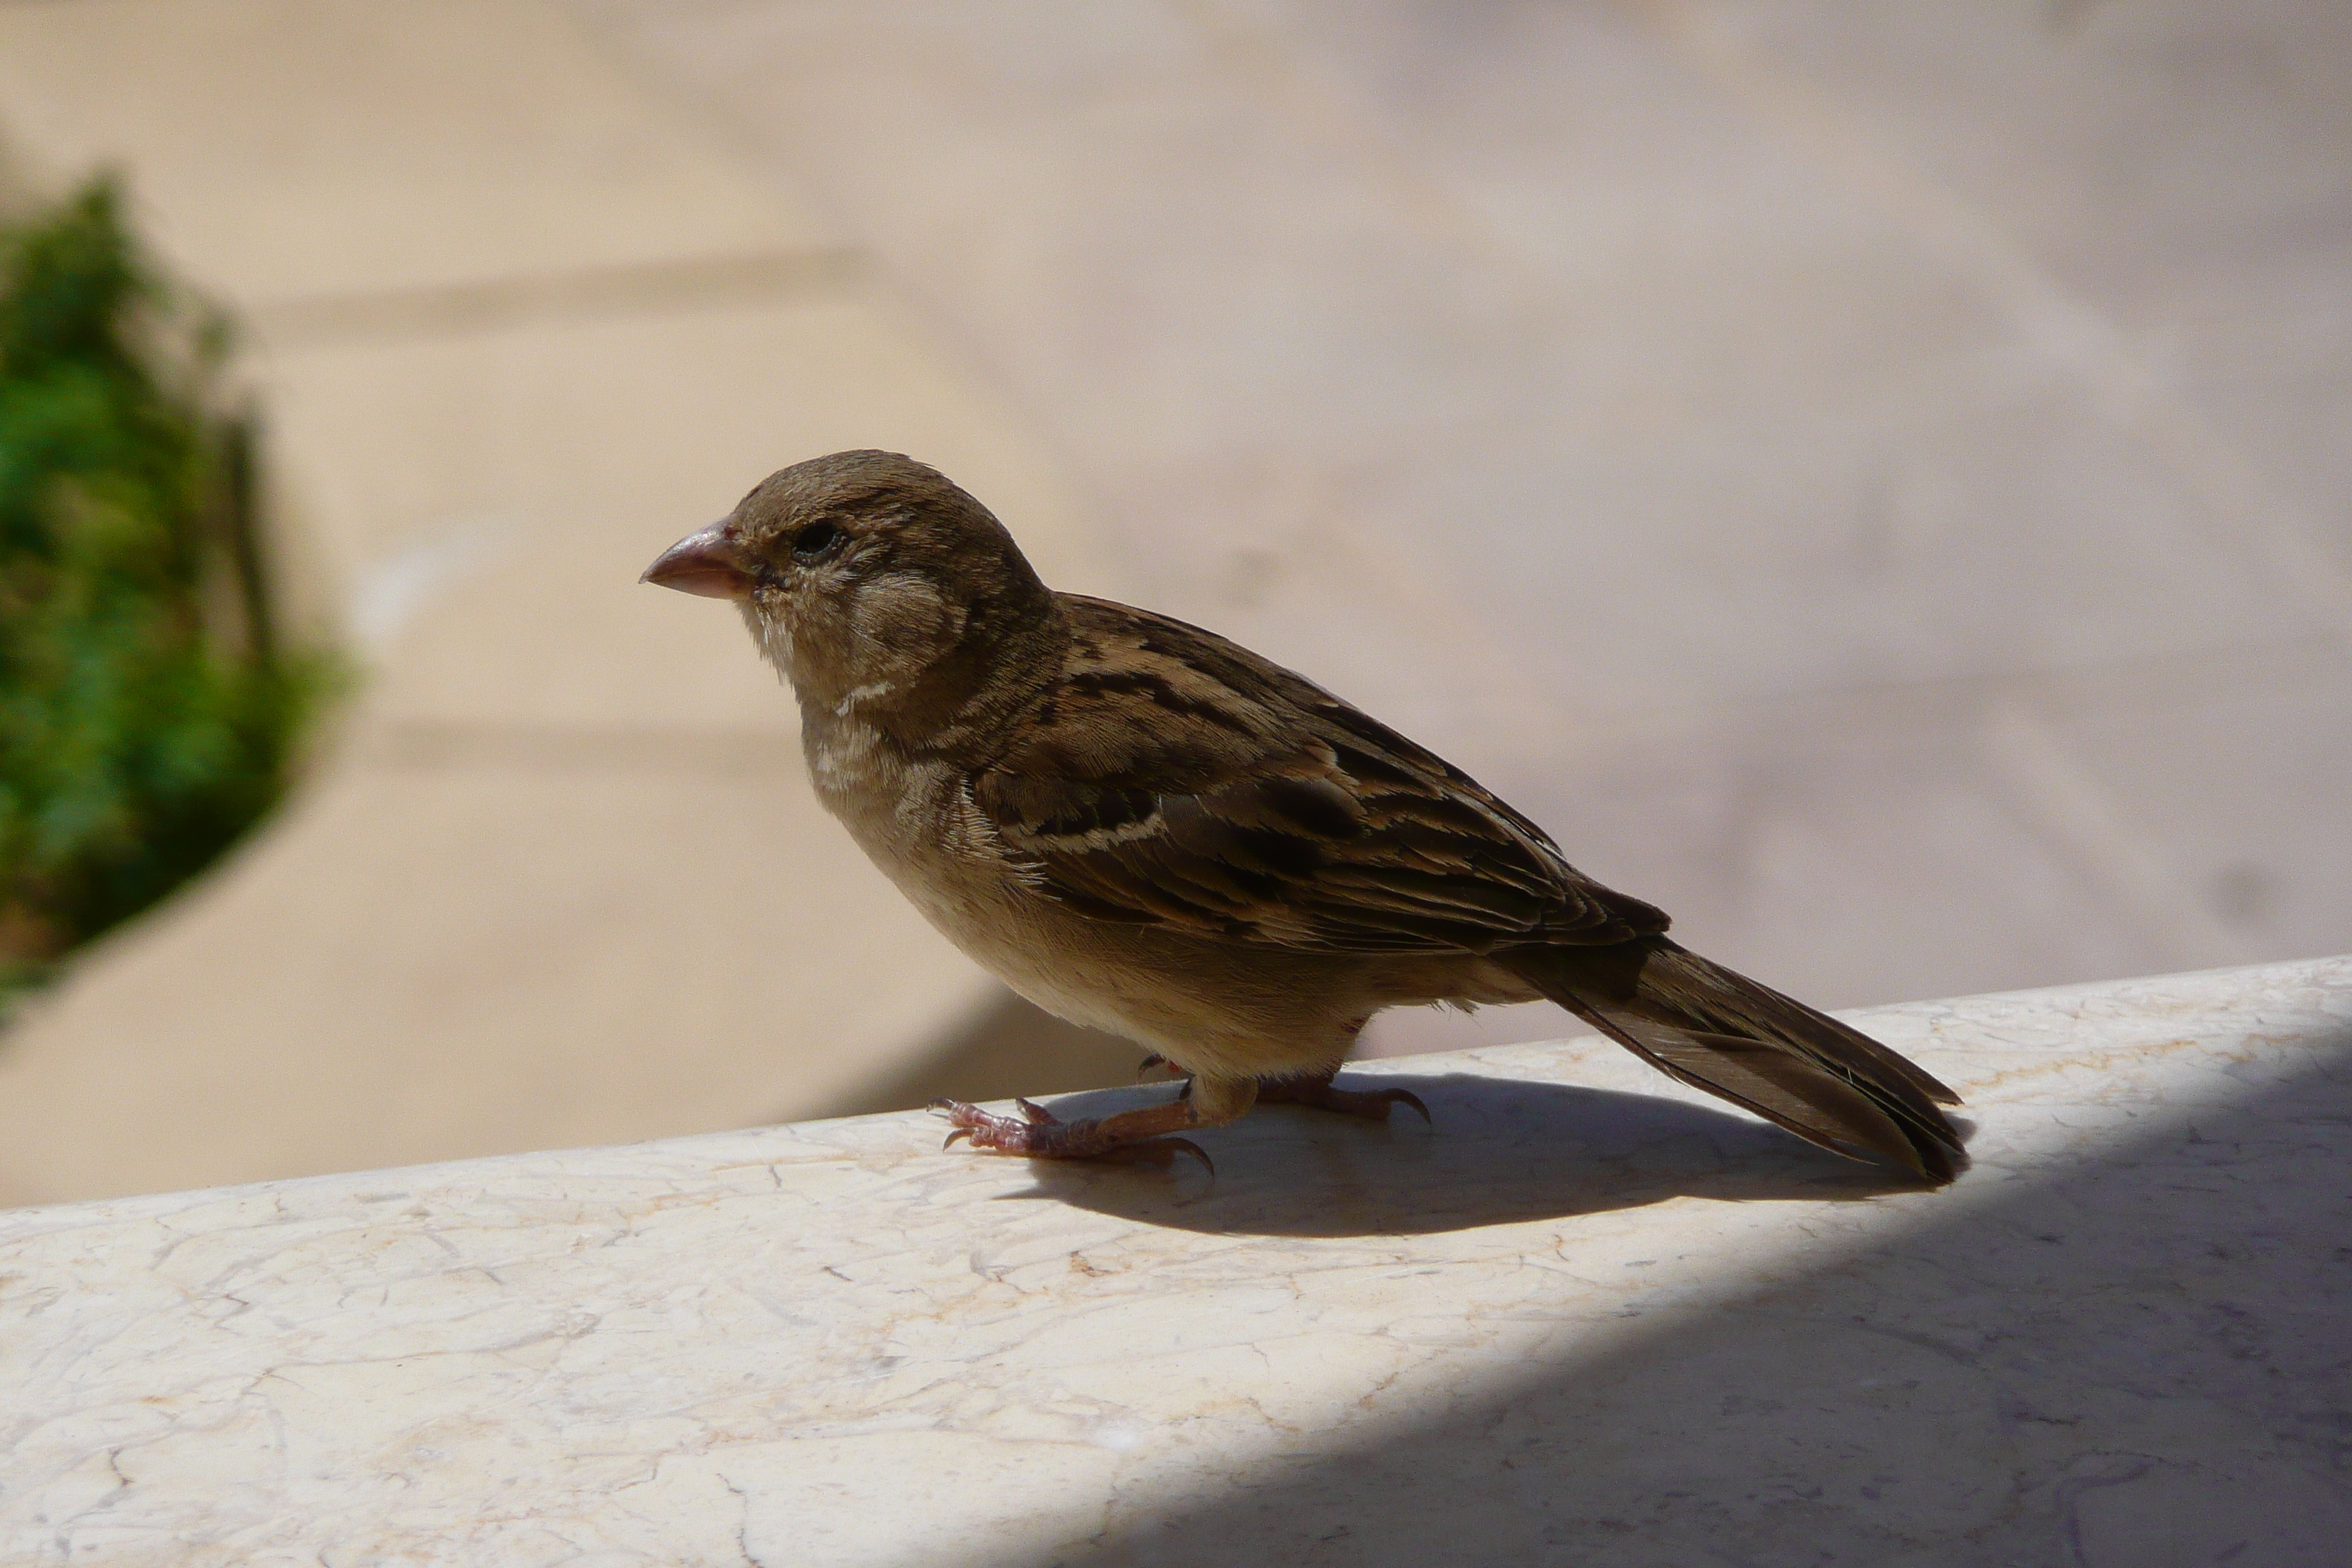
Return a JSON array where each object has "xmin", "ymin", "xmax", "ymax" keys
[{"xmin": 4, "ymin": 958, "xmax": 2347, "ymax": 1567}]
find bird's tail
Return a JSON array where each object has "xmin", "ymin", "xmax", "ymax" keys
[{"xmin": 1501, "ymin": 937, "xmax": 1965, "ymax": 1184}]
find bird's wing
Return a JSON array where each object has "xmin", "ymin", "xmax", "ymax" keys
[{"xmin": 969, "ymin": 598, "xmax": 1666, "ymax": 954}]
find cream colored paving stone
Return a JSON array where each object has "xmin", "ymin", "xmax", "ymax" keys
[
  {"xmin": 0, "ymin": 0, "xmax": 831, "ymax": 305},
  {"xmin": 260, "ymin": 289, "xmax": 1118, "ymax": 731},
  {"xmin": 0, "ymin": 748, "xmax": 995, "ymax": 1207},
  {"xmin": 592, "ymin": 0, "xmax": 2352, "ymax": 1029}
]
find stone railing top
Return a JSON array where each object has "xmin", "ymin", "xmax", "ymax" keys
[{"xmin": 5, "ymin": 956, "xmax": 2348, "ymax": 1567}]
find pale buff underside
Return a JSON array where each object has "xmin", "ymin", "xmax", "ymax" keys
[{"xmin": 795, "ymin": 699, "xmax": 1540, "ymax": 1086}]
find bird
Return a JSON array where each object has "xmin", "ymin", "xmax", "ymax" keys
[{"xmin": 643, "ymin": 450, "xmax": 1964, "ymax": 1185}]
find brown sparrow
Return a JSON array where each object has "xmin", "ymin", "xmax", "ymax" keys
[{"xmin": 644, "ymin": 451, "xmax": 1963, "ymax": 1183}]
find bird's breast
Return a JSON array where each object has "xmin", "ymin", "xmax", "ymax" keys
[{"xmin": 800, "ymin": 709, "xmax": 1014, "ymax": 921}]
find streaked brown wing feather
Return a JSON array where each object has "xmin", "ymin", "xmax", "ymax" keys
[{"xmin": 970, "ymin": 597, "xmax": 1666, "ymax": 954}]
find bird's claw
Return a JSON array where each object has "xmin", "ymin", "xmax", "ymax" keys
[
  {"xmin": 927, "ymin": 1096, "xmax": 1211, "ymax": 1175},
  {"xmin": 1387, "ymin": 1088, "xmax": 1433, "ymax": 1126},
  {"xmin": 1114, "ymin": 1137, "xmax": 1214, "ymax": 1176},
  {"xmin": 1255, "ymin": 1075, "xmax": 1435, "ymax": 1126},
  {"xmin": 930, "ymin": 1096, "xmax": 1057, "ymax": 1125},
  {"xmin": 930, "ymin": 1097, "xmax": 1036, "ymax": 1155}
]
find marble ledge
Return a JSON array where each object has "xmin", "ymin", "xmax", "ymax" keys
[{"xmin": 2, "ymin": 957, "xmax": 2348, "ymax": 1568}]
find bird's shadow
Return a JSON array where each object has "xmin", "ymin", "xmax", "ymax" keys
[{"xmin": 1003, "ymin": 1071, "xmax": 1929, "ymax": 1237}]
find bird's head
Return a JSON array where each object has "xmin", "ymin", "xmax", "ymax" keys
[{"xmin": 643, "ymin": 450, "xmax": 1061, "ymax": 734}]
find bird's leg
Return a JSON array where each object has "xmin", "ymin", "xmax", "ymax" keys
[
  {"xmin": 931, "ymin": 1075, "xmax": 1256, "ymax": 1173},
  {"xmin": 1256, "ymin": 1067, "xmax": 1432, "ymax": 1125}
]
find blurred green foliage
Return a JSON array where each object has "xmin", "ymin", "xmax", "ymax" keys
[{"xmin": 0, "ymin": 177, "xmax": 325, "ymax": 1015}]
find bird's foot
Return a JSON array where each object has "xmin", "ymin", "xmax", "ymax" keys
[
  {"xmin": 933, "ymin": 1094, "xmax": 1059, "ymax": 1150},
  {"xmin": 1256, "ymin": 1070, "xmax": 1432, "ymax": 1125},
  {"xmin": 930, "ymin": 1096, "xmax": 1215, "ymax": 1173}
]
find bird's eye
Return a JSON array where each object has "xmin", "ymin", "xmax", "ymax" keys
[{"xmin": 791, "ymin": 521, "xmax": 843, "ymax": 562}]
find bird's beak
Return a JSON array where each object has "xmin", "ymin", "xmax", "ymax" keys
[{"xmin": 641, "ymin": 523, "xmax": 755, "ymax": 600}]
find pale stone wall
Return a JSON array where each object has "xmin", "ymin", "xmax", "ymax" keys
[{"xmin": 3, "ymin": 957, "xmax": 2345, "ymax": 1564}]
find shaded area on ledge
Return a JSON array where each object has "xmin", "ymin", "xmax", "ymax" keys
[{"xmin": 1025, "ymin": 1028, "xmax": 2352, "ymax": 1567}]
